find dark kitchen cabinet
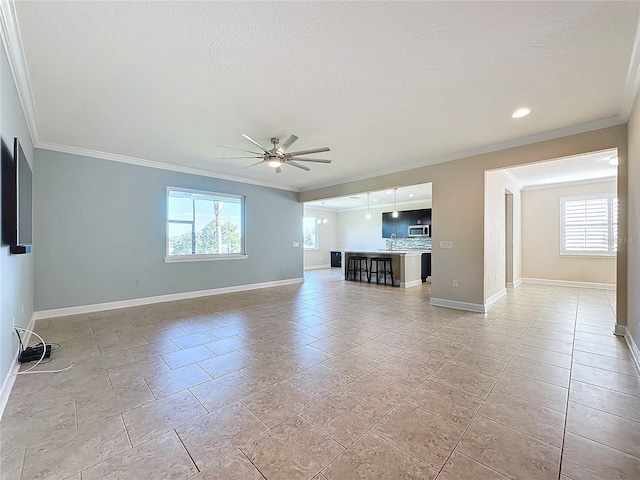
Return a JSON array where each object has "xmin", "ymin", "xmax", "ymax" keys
[
  {"xmin": 421, "ymin": 253, "xmax": 431, "ymax": 282},
  {"xmin": 382, "ymin": 208, "xmax": 432, "ymax": 238}
]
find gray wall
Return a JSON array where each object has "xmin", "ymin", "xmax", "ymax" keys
[
  {"xmin": 1, "ymin": 45, "xmax": 35, "ymax": 392},
  {"xmin": 34, "ymin": 150, "xmax": 303, "ymax": 311}
]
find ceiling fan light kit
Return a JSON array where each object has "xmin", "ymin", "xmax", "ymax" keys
[{"xmin": 214, "ymin": 134, "xmax": 332, "ymax": 173}]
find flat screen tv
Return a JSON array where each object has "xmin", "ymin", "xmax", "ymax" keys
[{"xmin": 1, "ymin": 137, "xmax": 32, "ymax": 254}]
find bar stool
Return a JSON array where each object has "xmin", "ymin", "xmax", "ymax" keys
[
  {"xmin": 346, "ymin": 255, "xmax": 368, "ymax": 282},
  {"xmin": 369, "ymin": 257, "xmax": 394, "ymax": 286}
]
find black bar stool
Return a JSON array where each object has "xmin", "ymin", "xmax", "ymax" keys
[
  {"xmin": 346, "ymin": 255, "xmax": 368, "ymax": 282},
  {"xmin": 369, "ymin": 257, "xmax": 394, "ymax": 286}
]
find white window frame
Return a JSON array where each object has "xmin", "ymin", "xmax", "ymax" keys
[
  {"xmin": 560, "ymin": 193, "xmax": 617, "ymax": 257},
  {"xmin": 165, "ymin": 186, "xmax": 247, "ymax": 263},
  {"xmin": 303, "ymin": 216, "xmax": 319, "ymax": 251}
]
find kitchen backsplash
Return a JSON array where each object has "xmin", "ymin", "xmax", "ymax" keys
[{"xmin": 386, "ymin": 237, "xmax": 432, "ymax": 250}]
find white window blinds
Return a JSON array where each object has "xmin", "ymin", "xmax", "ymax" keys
[{"xmin": 561, "ymin": 194, "xmax": 617, "ymax": 256}]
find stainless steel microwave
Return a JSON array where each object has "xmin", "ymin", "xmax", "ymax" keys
[{"xmin": 408, "ymin": 225, "xmax": 430, "ymax": 237}]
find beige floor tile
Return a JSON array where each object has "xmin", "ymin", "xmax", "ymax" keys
[
  {"xmin": 374, "ymin": 331, "xmax": 419, "ymax": 349},
  {"xmin": 513, "ymin": 344, "xmax": 573, "ymax": 369},
  {"xmin": 145, "ymin": 363, "xmax": 212, "ymax": 398},
  {"xmin": 566, "ymin": 402, "xmax": 640, "ymax": 458},
  {"xmin": 372, "ymin": 402, "xmax": 463, "ymax": 470},
  {"xmin": 198, "ymin": 351, "xmax": 255, "ymax": 378},
  {"xmin": 122, "ymin": 389, "xmax": 207, "ymax": 446},
  {"xmin": 571, "ymin": 363, "xmax": 640, "ymax": 397},
  {"xmin": 301, "ymin": 390, "xmax": 385, "ymax": 447},
  {"xmin": 139, "ymin": 327, "xmax": 188, "ymax": 344},
  {"xmin": 478, "ymin": 390, "xmax": 565, "ymax": 447},
  {"xmin": 81, "ymin": 431, "xmax": 197, "ymax": 480},
  {"xmin": 0, "ymin": 446, "xmax": 25, "ymax": 480},
  {"xmin": 323, "ymin": 432, "xmax": 437, "ymax": 479},
  {"xmin": 448, "ymin": 350, "xmax": 507, "ymax": 378},
  {"xmin": 127, "ymin": 340, "xmax": 180, "ymax": 362},
  {"xmin": 526, "ymin": 327, "xmax": 574, "ymax": 343},
  {"xmin": 494, "ymin": 371, "xmax": 568, "ymax": 412},
  {"xmin": 506, "ymin": 356, "xmax": 570, "ymax": 387},
  {"xmin": 308, "ymin": 337, "xmax": 358, "ymax": 356},
  {"xmin": 76, "ymin": 379, "xmax": 155, "ymax": 427},
  {"xmin": 438, "ymin": 451, "xmax": 509, "ymax": 480},
  {"xmin": 521, "ymin": 335, "xmax": 573, "ymax": 355},
  {"xmin": 288, "ymin": 364, "xmax": 352, "ymax": 399},
  {"xmin": 572, "ymin": 350, "xmax": 639, "ymax": 377},
  {"xmin": 371, "ymin": 356, "xmax": 434, "ymax": 387},
  {"xmin": 172, "ymin": 331, "xmax": 218, "ymax": 349},
  {"xmin": 561, "ymin": 432, "xmax": 640, "ymax": 480},
  {"xmin": 242, "ymin": 415, "xmax": 343, "ymax": 480},
  {"xmin": 279, "ymin": 345, "xmax": 332, "ymax": 369},
  {"xmin": 333, "ymin": 327, "xmax": 380, "ymax": 345},
  {"xmin": 176, "ymin": 402, "xmax": 268, "ymax": 471},
  {"xmin": 240, "ymin": 357, "xmax": 302, "ymax": 386},
  {"xmin": 21, "ymin": 416, "xmax": 130, "ymax": 480},
  {"xmin": 569, "ymin": 380, "xmax": 640, "ymax": 422},
  {"xmin": 107, "ymin": 356, "xmax": 170, "ymax": 386},
  {"xmin": 458, "ymin": 417, "xmax": 561, "ymax": 480},
  {"xmin": 429, "ymin": 364, "xmax": 496, "ymax": 399},
  {"xmin": 241, "ymin": 381, "xmax": 316, "ymax": 427},
  {"xmin": 342, "ymin": 372, "xmax": 414, "ymax": 413},
  {"xmin": 396, "ymin": 345, "xmax": 449, "ymax": 371},
  {"xmin": 322, "ymin": 351, "xmax": 380, "ymax": 378},
  {"xmin": 573, "ymin": 339, "xmax": 632, "ymax": 360},
  {"xmin": 0, "ymin": 400, "xmax": 75, "ymax": 450},
  {"xmin": 204, "ymin": 335, "xmax": 251, "ymax": 355},
  {"xmin": 190, "ymin": 450, "xmax": 264, "ymax": 480},
  {"xmin": 350, "ymin": 340, "xmax": 403, "ymax": 362},
  {"xmin": 462, "ymin": 341, "xmax": 515, "ymax": 361},
  {"xmin": 405, "ymin": 379, "xmax": 483, "ymax": 428},
  {"xmin": 190, "ymin": 371, "xmax": 261, "ymax": 412},
  {"xmin": 161, "ymin": 344, "xmax": 216, "ymax": 369},
  {"xmin": 239, "ymin": 340, "xmax": 292, "ymax": 362}
]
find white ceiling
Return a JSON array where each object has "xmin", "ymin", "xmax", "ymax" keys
[{"xmin": 6, "ymin": 1, "xmax": 640, "ymax": 191}]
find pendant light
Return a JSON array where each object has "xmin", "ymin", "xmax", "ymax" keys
[
  {"xmin": 366, "ymin": 192, "xmax": 371, "ymax": 220},
  {"xmin": 392, "ymin": 188, "xmax": 399, "ymax": 218},
  {"xmin": 317, "ymin": 202, "xmax": 328, "ymax": 225}
]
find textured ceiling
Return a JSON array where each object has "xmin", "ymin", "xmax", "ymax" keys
[{"xmin": 10, "ymin": 1, "xmax": 640, "ymax": 190}]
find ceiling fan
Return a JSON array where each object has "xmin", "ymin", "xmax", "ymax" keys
[{"xmin": 214, "ymin": 134, "xmax": 331, "ymax": 173}]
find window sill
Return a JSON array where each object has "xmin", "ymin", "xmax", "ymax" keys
[
  {"xmin": 560, "ymin": 253, "xmax": 616, "ymax": 258},
  {"xmin": 304, "ymin": 248, "xmax": 320, "ymax": 251},
  {"xmin": 164, "ymin": 254, "xmax": 249, "ymax": 263}
]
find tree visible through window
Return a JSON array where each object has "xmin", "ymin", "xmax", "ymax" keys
[
  {"xmin": 167, "ymin": 187, "xmax": 244, "ymax": 257},
  {"xmin": 303, "ymin": 217, "xmax": 318, "ymax": 249},
  {"xmin": 561, "ymin": 194, "xmax": 617, "ymax": 256}
]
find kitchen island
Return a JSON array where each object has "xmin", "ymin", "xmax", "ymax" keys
[{"xmin": 341, "ymin": 250, "xmax": 430, "ymax": 288}]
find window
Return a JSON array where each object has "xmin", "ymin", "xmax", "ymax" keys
[
  {"xmin": 561, "ymin": 194, "xmax": 617, "ymax": 256},
  {"xmin": 303, "ymin": 217, "xmax": 318, "ymax": 250},
  {"xmin": 166, "ymin": 187, "xmax": 245, "ymax": 261}
]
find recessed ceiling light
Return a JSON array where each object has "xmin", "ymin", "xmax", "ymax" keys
[
  {"xmin": 409, "ymin": 194, "xmax": 414, "ymax": 198},
  {"xmin": 386, "ymin": 190, "xmax": 392, "ymax": 194},
  {"xmin": 609, "ymin": 156, "xmax": 619, "ymax": 166},
  {"xmin": 511, "ymin": 108, "xmax": 531, "ymax": 119},
  {"xmin": 373, "ymin": 198, "xmax": 378, "ymax": 202}
]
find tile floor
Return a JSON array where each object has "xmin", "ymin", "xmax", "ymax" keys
[{"xmin": 1, "ymin": 269, "xmax": 639, "ymax": 479}]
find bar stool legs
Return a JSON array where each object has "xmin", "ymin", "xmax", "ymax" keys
[
  {"xmin": 346, "ymin": 255, "xmax": 368, "ymax": 282},
  {"xmin": 369, "ymin": 257, "xmax": 394, "ymax": 286}
]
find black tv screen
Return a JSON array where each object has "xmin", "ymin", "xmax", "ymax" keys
[{"xmin": 2, "ymin": 138, "xmax": 33, "ymax": 254}]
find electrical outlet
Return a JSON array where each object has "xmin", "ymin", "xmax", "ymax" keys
[
  {"xmin": 452, "ymin": 280, "xmax": 459, "ymax": 288},
  {"xmin": 292, "ymin": 242, "xmax": 300, "ymax": 247},
  {"xmin": 135, "ymin": 279, "xmax": 141, "ymax": 287}
]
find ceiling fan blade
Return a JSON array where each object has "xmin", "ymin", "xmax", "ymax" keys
[
  {"xmin": 244, "ymin": 160, "xmax": 266, "ymax": 168},
  {"xmin": 277, "ymin": 135, "xmax": 299, "ymax": 153},
  {"xmin": 241, "ymin": 134, "xmax": 269, "ymax": 153},
  {"xmin": 275, "ymin": 166, "xmax": 282, "ymax": 174},
  {"xmin": 286, "ymin": 160, "xmax": 311, "ymax": 171},
  {"xmin": 215, "ymin": 156, "xmax": 263, "ymax": 159},
  {"xmin": 288, "ymin": 157, "xmax": 332, "ymax": 164},
  {"xmin": 213, "ymin": 143, "xmax": 262, "ymax": 155},
  {"xmin": 286, "ymin": 147, "xmax": 330, "ymax": 156}
]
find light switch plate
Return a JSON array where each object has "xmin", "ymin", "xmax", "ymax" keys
[
  {"xmin": 440, "ymin": 241, "xmax": 453, "ymax": 249},
  {"xmin": 292, "ymin": 242, "xmax": 300, "ymax": 247}
]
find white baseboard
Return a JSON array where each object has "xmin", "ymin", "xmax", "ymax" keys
[
  {"xmin": 520, "ymin": 278, "xmax": 616, "ymax": 290},
  {"xmin": 34, "ymin": 278, "xmax": 304, "ymax": 320},
  {"xmin": 485, "ymin": 288, "xmax": 507, "ymax": 308},
  {"xmin": 0, "ymin": 313, "xmax": 37, "ymax": 421},
  {"xmin": 400, "ymin": 279, "xmax": 423, "ymax": 289},
  {"xmin": 303, "ymin": 264, "xmax": 331, "ymax": 271},
  {"xmin": 614, "ymin": 325, "xmax": 640, "ymax": 374},
  {"xmin": 506, "ymin": 278, "xmax": 523, "ymax": 289},
  {"xmin": 430, "ymin": 297, "xmax": 486, "ymax": 313}
]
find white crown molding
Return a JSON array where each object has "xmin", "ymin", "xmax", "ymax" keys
[
  {"xmin": 500, "ymin": 170, "xmax": 524, "ymax": 190},
  {"xmin": 522, "ymin": 175, "xmax": 617, "ymax": 192},
  {"xmin": 38, "ymin": 141, "xmax": 298, "ymax": 192},
  {"xmin": 0, "ymin": 0, "xmax": 41, "ymax": 145},
  {"xmin": 619, "ymin": 14, "xmax": 640, "ymax": 121},
  {"xmin": 300, "ymin": 115, "xmax": 625, "ymax": 192}
]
